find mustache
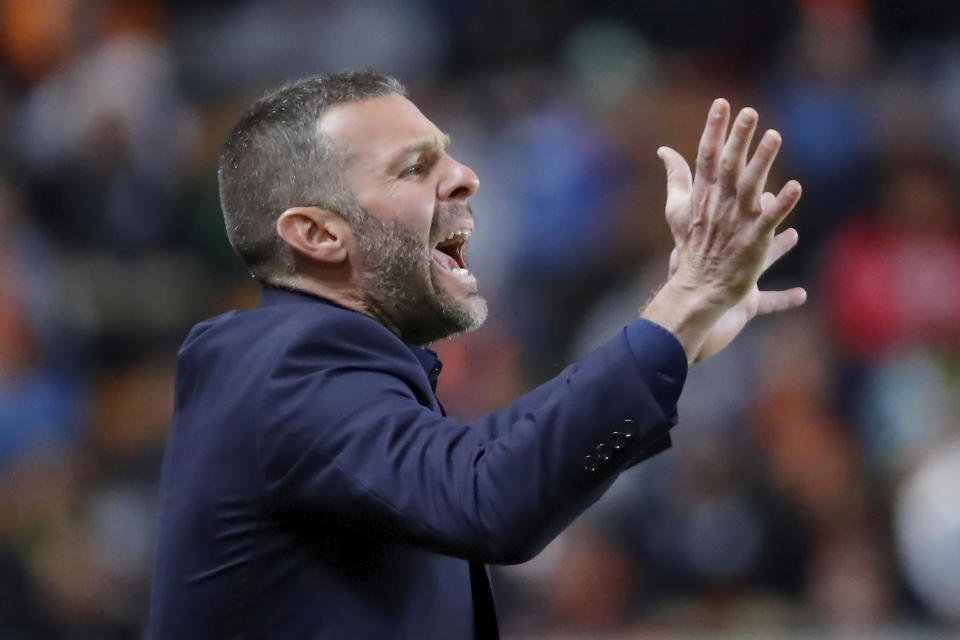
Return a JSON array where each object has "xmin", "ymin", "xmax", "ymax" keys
[{"xmin": 430, "ymin": 202, "xmax": 474, "ymax": 237}]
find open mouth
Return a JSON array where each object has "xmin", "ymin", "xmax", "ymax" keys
[{"xmin": 432, "ymin": 229, "xmax": 471, "ymax": 276}]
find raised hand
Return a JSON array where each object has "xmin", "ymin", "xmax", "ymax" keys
[
  {"xmin": 668, "ymin": 223, "xmax": 805, "ymax": 362},
  {"xmin": 641, "ymin": 99, "xmax": 806, "ymax": 364}
]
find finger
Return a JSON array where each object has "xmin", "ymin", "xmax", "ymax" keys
[
  {"xmin": 759, "ymin": 191, "xmax": 776, "ymax": 212},
  {"xmin": 763, "ymin": 227, "xmax": 799, "ymax": 270},
  {"xmin": 657, "ymin": 146, "xmax": 693, "ymax": 205},
  {"xmin": 758, "ymin": 180, "xmax": 802, "ymax": 231},
  {"xmin": 757, "ymin": 287, "xmax": 807, "ymax": 315},
  {"xmin": 739, "ymin": 129, "xmax": 782, "ymax": 208},
  {"xmin": 693, "ymin": 98, "xmax": 730, "ymax": 188},
  {"xmin": 718, "ymin": 107, "xmax": 758, "ymax": 190}
]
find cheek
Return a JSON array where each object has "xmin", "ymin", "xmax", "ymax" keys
[
  {"xmin": 395, "ymin": 196, "xmax": 437, "ymax": 239},
  {"xmin": 371, "ymin": 189, "xmax": 436, "ymax": 230},
  {"xmin": 407, "ymin": 190, "xmax": 437, "ymax": 226}
]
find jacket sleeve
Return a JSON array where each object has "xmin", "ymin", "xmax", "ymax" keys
[{"xmin": 255, "ymin": 315, "xmax": 687, "ymax": 565}]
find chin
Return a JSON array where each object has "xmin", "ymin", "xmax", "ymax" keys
[
  {"xmin": 414, "ymin": 293, "xmax": 488, "ymax": 346},
  {"xmin": 460, "ymin": 294, "xmax": 488, "ymax": 331}
]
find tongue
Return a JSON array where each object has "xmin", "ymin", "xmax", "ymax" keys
[{"xmin": 432, "ymin": 248, "xmax": 459, "ymax": 271}]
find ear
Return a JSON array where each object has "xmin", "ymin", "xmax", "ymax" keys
[{"xmin": 276, "ymin": 206, "xmax": 353, "ymax": 264}]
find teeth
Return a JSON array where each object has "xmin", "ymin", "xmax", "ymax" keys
[
  {"xmin": 438, "ymin": 229, "xmax": 471, "ymax": 245},
  {"xmin": 452, "ymin": 267, "xmax": 470, "ymax": 276}
]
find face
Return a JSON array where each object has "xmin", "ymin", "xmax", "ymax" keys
[{"xmin": 319, "ymin": 94, "xmax": 487, "ymax": 345}]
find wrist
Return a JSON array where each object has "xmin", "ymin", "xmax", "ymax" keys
[
  {"xmin": 640, "ymin": 278, "xmax": 726, "ymax": 364},
  {"xmin": 655, "ymin": 277, "xmax": 727, "ymax": 322},
  {"xmin": 668, "ymin": 264, "xmax": 744, "ymax": 311}
]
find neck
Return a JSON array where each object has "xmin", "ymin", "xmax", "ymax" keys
[
  {"xmin": 268, "ymin": 272, "xmax": 413, "ymax": 341},
  {"xmin": 270, "ymin": 273, "xmax": 367, "ymax": 317}
]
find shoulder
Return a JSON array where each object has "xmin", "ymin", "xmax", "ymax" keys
[
  {"xmin": 268, "ymin": 302, "xmax": 420, "ymax": 371},
  {"xmin": 179, "ymin": 297, "xmax": 423, "ymax": 380}
]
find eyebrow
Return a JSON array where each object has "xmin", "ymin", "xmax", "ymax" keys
[{"xmin": 403, "ymin": 134, "xmax": 451, "ymax": 155}]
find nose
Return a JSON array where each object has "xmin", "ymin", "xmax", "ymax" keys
[{"xmin": 437, "ymin": 156, "xmax": 479, "ymax": 201}]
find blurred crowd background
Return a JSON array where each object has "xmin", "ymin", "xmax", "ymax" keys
[{"xmin": 0, "ymin": 0, "xmax": 959, "ymax": 637}]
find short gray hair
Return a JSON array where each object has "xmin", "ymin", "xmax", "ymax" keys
[{"xmin": 217, "ymin": 69, "xmax": 406, "ymax": 283}]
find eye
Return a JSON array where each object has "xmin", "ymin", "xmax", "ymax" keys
[{"xmin": 401, "ymin": 151, "xmax": 442, "ymax": 178}]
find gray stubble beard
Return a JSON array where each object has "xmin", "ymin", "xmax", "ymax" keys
[{"xmin": 346, "ymin": 202, "xmax": 488, "ymax": 346}]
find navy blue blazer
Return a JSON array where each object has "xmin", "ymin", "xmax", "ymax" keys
[{"xmin": 148, "ymin": 286, "xmax": 687, "ymax": 639}]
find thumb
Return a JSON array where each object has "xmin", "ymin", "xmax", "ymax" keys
[{"xmin": 657, "ymin": 147, "xmax": 692, "ymax": 224}]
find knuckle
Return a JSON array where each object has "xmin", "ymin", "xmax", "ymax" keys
[
  {"xmin": 741, "ymin": 199, "xmax": 762, "ymax": 219},
  {"xmin": 719, "ymin": 157, "xmax": 738, "ymax": 176},
  {"xmin": 698, "ymin": 146, "xmax": 717, "ymax": 164}
]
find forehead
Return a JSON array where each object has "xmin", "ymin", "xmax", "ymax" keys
[{"xmin": 318, "ymin": 93, "xmax": 444, "ymax": 165}]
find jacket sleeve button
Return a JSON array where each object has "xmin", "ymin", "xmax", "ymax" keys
[
  {"xmin": 595, "ymin": 443, "xmax": 613, "ymax": 462},
  {"xmin": 582, "ymin": 454, "xmax": 599, "ymax": 472},
  {"xmin": 610, "ymin": 432, "xmax": 628, "ymax": 451}
]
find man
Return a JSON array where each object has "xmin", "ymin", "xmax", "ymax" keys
[{"xmin": 149, "ymin": 70, "xmax": 805, "ymax": 639}]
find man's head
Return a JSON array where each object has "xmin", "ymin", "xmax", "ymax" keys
[{"xmin": 218, "ymin": 70, "xmax": 487, "ymax": 345}]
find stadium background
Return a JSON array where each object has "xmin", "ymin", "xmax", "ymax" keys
[{"xmin": 1, "ymin": 0, "xmax": 959, "ymax": 637}]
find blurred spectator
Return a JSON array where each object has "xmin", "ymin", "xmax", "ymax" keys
[
  {"xmin": 0, "ymin": 176, "xmax": 82, "ymax": 467},
  {"xmin": 895, "ymin": 438, "xmax": 960, "ymax": 623},
  {"xmin": 751, "ymin": 313, "xmax": 893, "ymax": 626},
  {"xmin": 764, "ymin": 0, "xmax": 878, "ymax": 251},
  {"xmin": 18, "ymin": 1, "xmax": 194, "ymax": 251},
  {"xmin": 821, "ymin": 153, "xmax": 960, "ymax": 360},
  {"xmin": 821, "ymin": 153, "xmax": 960, "ymax": 487}
]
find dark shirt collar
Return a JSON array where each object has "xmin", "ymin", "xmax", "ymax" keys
[
  {"xmin": 259, "ymin": 285, "xmax": 443, "ymax": 389},
  {"xmin": 259, "ymin": 284, "xmax": 351, "ymax": 310},
  {"xmin": 414, "ymin": 347, "xmax": 443, "ymax": 392}
]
